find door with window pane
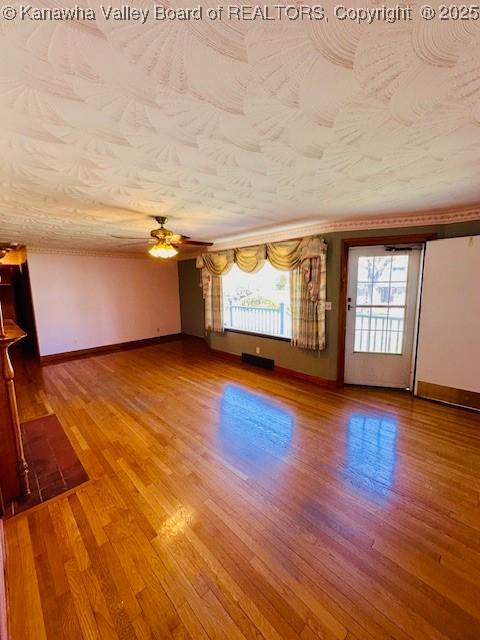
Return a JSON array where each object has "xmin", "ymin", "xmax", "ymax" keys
[{"xmin": 344, "ymin": 246, "xmax": 422, "ymax": 388}]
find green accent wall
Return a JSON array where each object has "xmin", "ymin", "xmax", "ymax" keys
[
  {"xmin": 177, "ymin": 259, "xmax": 205, "ymax": 338},
  {"xmin": 178, "ymin": 220, "xmax": 480, "ymax": 381}
]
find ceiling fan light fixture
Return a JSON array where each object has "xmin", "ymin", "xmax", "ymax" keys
[{"xmin": 148, "ymin": 241, "xmax": 178, "ymax": 259}]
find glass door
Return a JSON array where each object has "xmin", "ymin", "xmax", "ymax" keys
[{"xmin": 344, "ymin": 246, "xmax": 422, "ymax": 388}]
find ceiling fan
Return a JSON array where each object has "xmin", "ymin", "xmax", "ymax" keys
[{"xmin": 112, "ymin": 216, "xmax": 213, "ymax": 258}]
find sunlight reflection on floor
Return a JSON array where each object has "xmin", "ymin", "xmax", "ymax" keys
[
  {"xmin": 345, "ymin": 413, "xmax": 398, "ymax": 498},
  {"xmin": 218, "ymin": 384, "xmax": 294, "ymax": 471}
]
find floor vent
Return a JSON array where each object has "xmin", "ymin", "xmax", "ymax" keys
[{"xmin": 241, "ymin": 353, "xmax": 274, "ymax": 370}]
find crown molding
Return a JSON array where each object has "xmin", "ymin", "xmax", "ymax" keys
[
  {"xmin": 27, "ymin": 247, "xmax": 151, "ymax": 260},
  {"xmin": 209, "ymin": 206, "xmax": 480, "ymax": 251},
  {"xmin": 27, "ymin": 246, "xmax": 201, "ymax": 263},
  {"xmin": 25, "ymin": 205, "xmax": 480, "ymax": 258}
]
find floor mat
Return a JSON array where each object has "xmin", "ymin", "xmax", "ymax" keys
[{"xmin": 4, "ymin": 414, "xmax": 88, "ymax": 517}]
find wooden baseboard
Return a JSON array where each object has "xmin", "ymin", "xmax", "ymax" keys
[
  {"xmin": 41, "ymin": 335, "xmax": 336, "ymax": 389},
  {"xmin": 180, "ymin": 333, "xmax": 207, "ymax": 343},
  {"xmin": 40, "ymin": 333, "xmax": 182, "ymax": 365},
  {"xmin": 275, "ymin": 365, "xmax": 337, "ymax": 388},
  {"xmin": 416, "ymin": 380, "xmax": 480, "ymax": 411},
  {"xmin": 210, "ymin": 347, "xmax": 336, "ymax": 388},
  {"xmin": 210, "ymin": 348, "xmax": 241, "ymax": 364},
  {"xmin": 0, "ymin": 521, "xmax": 7, "ymax": 640}
]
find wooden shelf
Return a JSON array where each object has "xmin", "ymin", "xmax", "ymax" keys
[{"xmin": 0, "ymin": 321, "xmax": 26, "ymax": 345}]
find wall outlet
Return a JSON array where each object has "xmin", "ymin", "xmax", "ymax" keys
[
  {"xmin": 255, "ymin": 347, "xmax": 260, "ymax": 354},
  {"xmin": 325, "ymin": 301, "xmax": 332, "ymax": 311}
]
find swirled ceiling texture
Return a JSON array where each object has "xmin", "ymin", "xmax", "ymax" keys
[{"xmin": 0, "ymin": 1, "xmax": 479, "ymax": 251}]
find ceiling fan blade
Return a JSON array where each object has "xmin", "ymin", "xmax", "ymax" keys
[
  {"xmin": 116, "ymin": 240, "xmax": 156, "ymax": 246},
  {"xmin": 111, "ymin": 235, "xmax": 151, "ymax": 240},
  {"xmin": 170, "ymin": 234, "xmax": 191, "ymax": 243},
  {"xmin": 114, "ymin": 241, "xmax": 148, "ymax": 247},
  {"xmin": 180, "ymin": 240, "xmax": 213, "ymax": 246}
]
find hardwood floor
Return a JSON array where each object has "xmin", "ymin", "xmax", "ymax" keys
[{"xmin": 5, "ymin": 337, "xmax": 480, "ymax": 639}]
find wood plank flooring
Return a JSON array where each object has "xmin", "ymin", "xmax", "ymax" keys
[{"xmin": 5, "ymin": 337, "xmax": 480, "ymax": 639}]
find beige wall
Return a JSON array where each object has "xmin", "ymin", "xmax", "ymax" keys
[
  {"xmin": 416, "ymin": 236, "xmax": 480, "ymax": 393},
  {"xmin": 179, "ymin": 220, "xmax": 480, "ymax": 382},
  {"xmin": 28, "ymin": 252, "xmax": 181, "ymax": 356}
]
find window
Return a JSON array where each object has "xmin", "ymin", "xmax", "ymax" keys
[
  {"xmin": 354, "ymin": 254, "xmax": 409, "ymax": 354},
  {"xmin": 223, "ymin": 262, "xmax": 291, "ymax": 338}
]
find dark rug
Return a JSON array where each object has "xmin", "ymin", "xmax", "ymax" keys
[{"xmin": 4, "ymin": 414, "xmax": 89, "ymax": 518}]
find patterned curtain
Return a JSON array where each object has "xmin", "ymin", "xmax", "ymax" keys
[
  {"xmin": 290, "ymin": 253, "xmax": 327, "ymax": 350},
  {"xmin": 204, "ymin": 275, "xmax": 223, "ymax": 333},
  {"xmin": 197, "ymin": 236, "xmax": 327, "ymax": 350},
  {"xmin": 197, "ymin": 255, "xmax": 231, "ymax": 333}
]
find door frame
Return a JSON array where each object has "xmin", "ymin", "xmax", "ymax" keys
[{"xmin": 337, "ymin": 233, "xmax": 437, "ymax": 387}]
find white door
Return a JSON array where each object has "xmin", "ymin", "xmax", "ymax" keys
[{"xmin": 344, "ymin": 246, "xmax": 422, "ymax": 388}]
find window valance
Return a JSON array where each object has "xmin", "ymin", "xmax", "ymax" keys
[
  {"xmin": 196, "ymin": 236, "xmax": 326, "ymax": 275},
  {"xmin": 196, "ymin": 236, "xmax": 327, "ymax": 351}
]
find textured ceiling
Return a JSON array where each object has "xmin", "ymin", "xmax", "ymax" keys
[{"xmin": 1, "ymin": 1, "xmax": 480, "ymax": 252}]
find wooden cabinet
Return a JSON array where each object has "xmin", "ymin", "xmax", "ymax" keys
[
  {"xmin": 0, "ymin": 318, "xmax": 29, "ymax": 512},
  {"xmin": 0, "ymin": 520, "xmax": 6, "ymax": 640}
]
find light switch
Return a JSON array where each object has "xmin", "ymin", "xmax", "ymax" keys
[{"xmin": 325, "ymin": 301, "xmax": 332, "ymax": 311}]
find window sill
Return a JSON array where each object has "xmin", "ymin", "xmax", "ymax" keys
[{"xmin": 223, "ymin": 328, "xmax": 291, "ymax": 343}]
